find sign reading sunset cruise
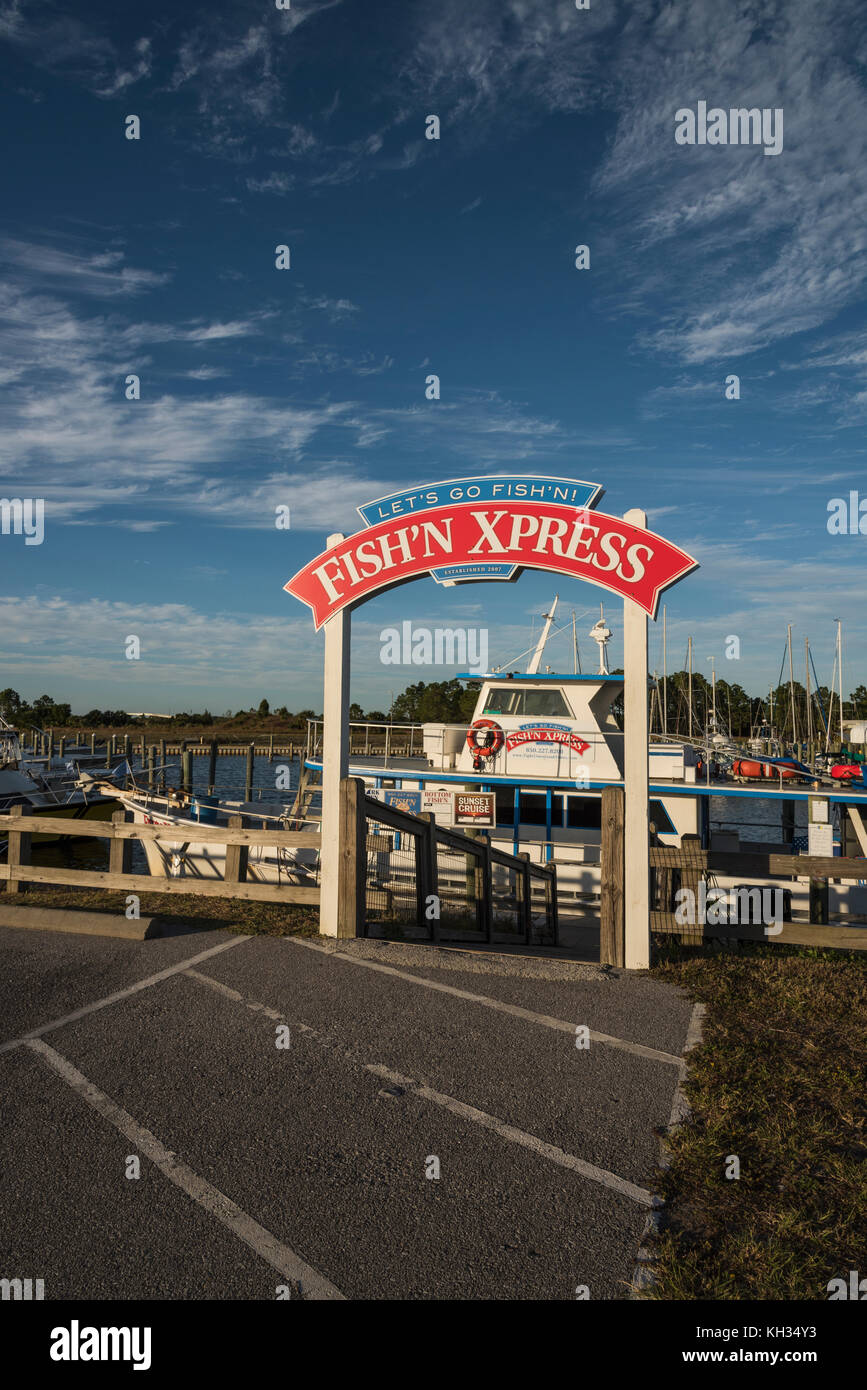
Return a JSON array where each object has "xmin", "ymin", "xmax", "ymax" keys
[
  {"xmin": 285, "ymin": 475, "xmax": 698, "ymax": 626},
  {"xmin": 453, "ymin": 792, "xmax": 496, "ymax": 827}
]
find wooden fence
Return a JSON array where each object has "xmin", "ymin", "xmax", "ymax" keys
[
  {"xmin": 647, "ymin": 841, "xmax": 867, "ymax": 950},
  {"xmin": 599, "ymin": 785, "xmax": 867, "ymax": 958},
  {"xmin": 0, "ymin": 781, "xmax": 557, "ymax": 946},
  {"xmin": 8, "ymin": 783, "xmax": 865, "ymax": 955},
  {"xmin": 0, "ymin": 806, "xmax": 320, "ymax": 905}
]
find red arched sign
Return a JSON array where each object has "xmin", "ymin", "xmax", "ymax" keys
[{"xmin": 285, "ymin": 485, "xmax": 697, "ymax": 625}]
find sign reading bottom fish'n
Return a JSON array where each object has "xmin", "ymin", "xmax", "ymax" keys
[{"xmin": 283, "ymin": 475, "xmax": 699, "ymax": 967}]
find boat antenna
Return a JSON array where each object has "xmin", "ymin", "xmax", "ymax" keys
[
  {"xmin": 825, "ymin": 624, "xmax": 842, "ymax": 754},
  {"xmin": 589, "ymin": 604, "xmax": 612, "ymax": 675},
  {"xmin": 572, "ymin": 610, "xmax": 582, "ymax": 675}
]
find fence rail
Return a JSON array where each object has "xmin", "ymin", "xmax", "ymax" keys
[
  {"xmin": 0, "ymin": 806, "xmax": 320, "ymax": 905},
  {"xmin": 0, "ymin": 782, "xmax": 556, "ymax": 943},
  {"xmin": 646, "ymin": 838, "xmax": 867, "ymax": 950}
]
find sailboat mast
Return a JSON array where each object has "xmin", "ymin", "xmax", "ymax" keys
[
  {"xmin": 787, "ymin": 623, "xmax": 797, "ymax": 746},
  {"xmin": 838, "ymin": 619, "xmax": 844, "ymax": 747},
  {"xmin": 825, "ymin": 639, "xmax": 836, "ymax": 754},
  {"xmin": 805, "ymin": 637, "xmax": 813, "ymax": 748},
  {"xmin": 662, "ymin": 605, "xmax": 667, "ymax": 736},
  {"xmin": 688, "ymin": 636, "xmax": 693, "ymax": 739}
]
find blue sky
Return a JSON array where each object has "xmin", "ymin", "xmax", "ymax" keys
[{"xmin": 1, "ymin": 0, "xmax": 866, "ymax": 714}]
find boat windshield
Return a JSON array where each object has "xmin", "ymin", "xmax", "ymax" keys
[{"xmin": 482, "ymin": 687, "xmax": 573, "ymax": 718}]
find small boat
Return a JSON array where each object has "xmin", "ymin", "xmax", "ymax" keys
[
  {"xmin": 89, "ymin": 783, "xmax": 320, "ymax": 885},
  {"xmin": 0, "ymin": 720, "xmax": 132, "ymax": 844}
]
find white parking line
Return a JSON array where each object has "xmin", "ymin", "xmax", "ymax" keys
[
  {"xmin": 366, "ymin": 1061, "xmax": 658, "ymax": 1209},
  {"xmin": 26, "ymin": 1037, "xmax": 345, "ymax": 1301},
  {"xmin": 0, "ymin": 936, "xmax": 248, "ymax": 1054},
  {"xmin": 184, "ymin": 967, "xmax": 659, "ymax": 1210},
  {"xmin": 284, "ymin": 937, "xmax": 684, "ymax": 1067}
]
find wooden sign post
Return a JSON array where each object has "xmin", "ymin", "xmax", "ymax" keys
[{"xmin": 623, "ymin": 508, "xmax": 650, "ymax": 970}]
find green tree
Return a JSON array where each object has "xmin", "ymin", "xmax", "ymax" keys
[
  {"xmin": 391, "ymin": 679, "xmax": 478, "ymax": 724},
  {"xmin": 0, "ymin": 688, "xmax": 24, "ymax": 719}
]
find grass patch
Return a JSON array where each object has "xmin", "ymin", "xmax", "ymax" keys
[
  {"xmin": 1, "ymin": 884, "xmax": 320, "ymax": 938},
  {"xmin": 648, "ymin": 941, "xmax": 867, "ymax": 1299}
]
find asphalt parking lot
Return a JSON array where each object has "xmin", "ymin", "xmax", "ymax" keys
[{"xmin": 0, "ymin": 925, "xmax": 700, "ymax": 1300}]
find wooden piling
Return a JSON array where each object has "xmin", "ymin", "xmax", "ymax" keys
[
  {"xmin": 223, "ymin": 813, "xmax": 248, "ymax": 886},
  {"xmin": 809, "ymin": 876, "xmax": 829, "ymax": 924},
  {"xmin": 600, "ymin": 785, "xmax": 625, "ymax": 967},
  {"xmin": 338, "ymin": 777, "xmax": 365, "ymax": 938},
  {"xmin": 416, "ymin": 810, "xmax": 439, "ymax": 941},
  {"xmin": 517, "ymin": 850, "xmax": 531, "ymax": 944},
  {"xmin": 208, "ymin": 740, "xmax": 217, "ymax": 795},
  {"xmin": 181, "ymin": 745, "xmax": 192, "ymax": 794},
  {"xmin": 245, "ymin": 742, "xmax": 254, "ymax": 802},
  {"xmin": 108, "ymin": 809, "xmax": 132, "ymax": 876},
  {"xmin": 6, "ymin": 804, "xmax": 31, "ymax": 896}
]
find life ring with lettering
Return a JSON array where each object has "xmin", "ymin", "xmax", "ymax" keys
[{"xmin": 466, "ymin": 718, "xmax": 504, "ymax": 770}]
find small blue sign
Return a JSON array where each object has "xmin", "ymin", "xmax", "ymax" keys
[
  {"xmin": 381, "ymin": 789, "xmax": 422, "ymax": 815},
  {"xmin": 357, "ymin": 474, "xmax": 603, "ymax": 528}
]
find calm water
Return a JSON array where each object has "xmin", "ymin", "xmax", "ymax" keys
[{"xmin": 710, "ymin": 794, "xmax": 808, "ymax": 844}]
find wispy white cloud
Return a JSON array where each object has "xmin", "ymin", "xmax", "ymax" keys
[
  {"xmin": 0, "ymin": 1, "xmax": 152, "ymax": 96},
  {"xmin": 0, "ymin": 238, "xmax": 170, "ymax": 298},
  {"xmin": 402, "ymin": 0, "xmax": 867, "ymax": 378}
]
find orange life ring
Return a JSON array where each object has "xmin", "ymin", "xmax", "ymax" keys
[{"xmin": 466, "ymin": 718, "xmax": 504, "ymax": 769}]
